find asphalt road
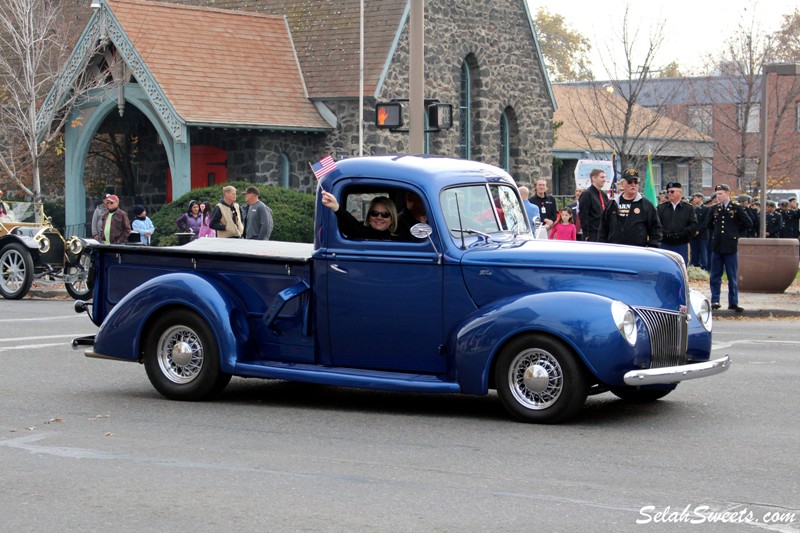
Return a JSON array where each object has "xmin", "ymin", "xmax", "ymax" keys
[{"xmin": 1, "ymin": 299, "xmax": 798, "ymax": 532}]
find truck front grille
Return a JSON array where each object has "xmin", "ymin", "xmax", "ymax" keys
[{"xmin": 633, "ymin": 307, "xmax": 688, "ymax": 368}]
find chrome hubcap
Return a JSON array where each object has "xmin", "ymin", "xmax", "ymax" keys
[
  {"xmin": 157, "ymin": 325, "xmax": 204, "ymax": 384},
  {"xmin": 508, "ymin": 348, "xmax": 563, "ymax": 410},
  {"xmin": 1, "ymin": 250, "xmax": 26, "ymax": 291}
]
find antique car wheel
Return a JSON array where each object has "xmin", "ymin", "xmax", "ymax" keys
[
  {"xmin": 144, "ymin": 310, "xmax": 231, "ymax": 400},
  {"xmin": 610, "ymin": 386, "xmax": 674, "ymax": 402},
  {"xmin": 0, "ymin": 243, "xmax": 35, "ymax": 300},
  {"xmin": 64, "ymin": 253, "xmax": 93, "ymax": 301},
  {"xmin": 495, "ymin": 333, "xmax": 588, "ymax": 424}
]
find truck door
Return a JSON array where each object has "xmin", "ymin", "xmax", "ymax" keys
[{"xmin": 321, "ymin": 185, "xmax": 445, "ymax": 374}]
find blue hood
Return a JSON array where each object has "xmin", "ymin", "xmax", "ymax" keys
[{"xmin": 459, "ymin": 238, "xmax": 687, "ymax": 311}]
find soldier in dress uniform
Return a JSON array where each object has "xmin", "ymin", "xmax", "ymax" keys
[
  {"xmin": 708, "ymin": 184, "xmax": 753, "ymax": 313},
  {"xmin": 765, "ymin": 200, "xmax": 783, "ymax": 238},
  {"xmin": 737, "ymin": 195, "xmax": 758, "ymax": 237}
]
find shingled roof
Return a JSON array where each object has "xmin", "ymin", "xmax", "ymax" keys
[
  {"xmin": 176, "ymin": 0, "xmax": 407, "ymax": 98},
  {"xmin": 107, "ymin": 0, "xmax": 332, "ymax": 129},
  {"xmin": 553, "ymin": 85, "xmax": 712, "ymax": 154}
]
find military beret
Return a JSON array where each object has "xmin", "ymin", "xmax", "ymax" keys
[
  {"xmin": 788, "ymin": 197, "xmax": 797, "ymax": 202},
  {"xmin": 779, "ymin": 199, "xmax": 789, "ymax": 206},
  {"xmin": 767, "ymin": 200, "xmax": 777, "ymax": 207},
  {"xmin": 737, "ymin": 195, "xmax": 750, "ymax": 202},
  {"xmin": 693, "ymin": 192, "xmax": 705, "ymax": 198},
  {"xmin": 665, "ymin": 182, "xmax": 682, "ymax": 189},
  {"xmin": 715, "ymin": 184, "xmax": 731, "ymax": 191}
]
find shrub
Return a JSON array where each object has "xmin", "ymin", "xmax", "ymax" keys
[{"xmin": 149, "ymin": 182, "xmax": 316, "ymax": 246}]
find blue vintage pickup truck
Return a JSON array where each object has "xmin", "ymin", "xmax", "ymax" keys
[{"xmin": 74, "ymin": 155, "xmax": 729, "ymax": 423}]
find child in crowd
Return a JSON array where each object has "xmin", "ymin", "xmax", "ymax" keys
[
  {"xmin": 549, "ymin": 207, "xmax": 577, "ymax": 241},
  {"xmin": 197, "ymin": 202, "xmax": 216, "ymax": 238},
  {"xmin": 132, "ymin": 205, "xmax": 155, "ymax": 245}
]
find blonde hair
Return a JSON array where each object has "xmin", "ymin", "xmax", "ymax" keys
[{"xmin": 365, "ymin": 196, "xmax": 398, "ymax": 234}]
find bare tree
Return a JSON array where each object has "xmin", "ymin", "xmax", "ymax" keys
[
  {"xmin": 0, "ymin": 0, "xmax": 109, "ymax": 210},
  {"xmin": 558, "ymin": 6, "xmax": 697, "ymax": 171},
  {"xmin": 696, "ymin": 10, "xmax": 800, "ymax": 195}
]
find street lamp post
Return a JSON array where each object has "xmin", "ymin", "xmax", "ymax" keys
[{"xmin": 759, "ymin": 63, "xmax": 800, "ymax": 237}]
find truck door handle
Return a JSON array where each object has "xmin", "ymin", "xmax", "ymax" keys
[{"xmin": 330, "ymin": 264, "xmax": 347, "ymax": 274}]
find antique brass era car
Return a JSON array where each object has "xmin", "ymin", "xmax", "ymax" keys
[{"xmin": 0, "ymin": 201, "xmax": 93, "ymax": 300}]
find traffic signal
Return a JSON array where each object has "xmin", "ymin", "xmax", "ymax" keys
[{"xmin": 376, "ymin": 102, "xmax": 403, "ymax": 129}]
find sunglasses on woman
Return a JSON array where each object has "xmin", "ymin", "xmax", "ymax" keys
[{"xmin": 369, "ymin": 210, "xmax": 391, "ymax": 218}]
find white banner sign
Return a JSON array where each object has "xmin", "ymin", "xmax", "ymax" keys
[{"xmin": 574, "ymin": 159, "xmax": 615, "ymax": 191}]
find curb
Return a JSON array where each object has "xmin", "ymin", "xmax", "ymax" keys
[{"xmin": 714, "ymin": 309, "xmax": 800, "ymax": 319}]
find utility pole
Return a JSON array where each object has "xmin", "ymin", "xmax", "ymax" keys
[{"xmin": 409, "ymin": 0, "xmax": 424, "ymax": 153}]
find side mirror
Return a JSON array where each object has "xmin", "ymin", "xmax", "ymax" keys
[{"xmin": 410, "ymin": 223, "xmax": 433, "ymax": 239}]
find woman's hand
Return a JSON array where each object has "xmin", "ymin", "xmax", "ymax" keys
[{"xmin": 321, "ymin": 190, "xmax": 339, "ymax": 212}]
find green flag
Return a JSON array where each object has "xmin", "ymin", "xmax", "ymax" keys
[{"xmin": 644, "ymin": 152, "xmax": 658, "ymax": 205}]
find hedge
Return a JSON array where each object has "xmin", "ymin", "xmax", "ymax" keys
[{"xmin": 149, "ymin": 182, "xmax": 316, "ymax": 246}]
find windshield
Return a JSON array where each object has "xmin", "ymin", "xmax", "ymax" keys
[
  {"xmin": 440, "ymin": 184, "xmax": 529, "ymax": 237},
  {"xmin": 0, "ymin": 202, "xmax": 36, "ymax": 224}
]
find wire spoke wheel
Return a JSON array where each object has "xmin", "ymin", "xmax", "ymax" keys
[
  {"xmin": 157, "ymin": 325, "xmax": 205, "ymax": 384},
  {"xmin": 508, "ymin": 349, "xmax": 563, "ymax": 409},
  {"xmin": 496, "ymin": 333, "xmax": 587, "ymax": 424},
  {"xmin": 0, "ymin": 244, "xmax": 34, "ymax": 299},
  {"xmin": 65, "ymin": 253, "xmax": 93, "ymax": 300},
  {"xmin": 144, "ymin": 309, "xmax": 231, "ymax": 400}
]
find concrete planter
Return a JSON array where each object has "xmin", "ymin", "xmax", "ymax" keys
[{"xmin": 737, "ymin": 238, "xmax": 799, "ymax": 293}]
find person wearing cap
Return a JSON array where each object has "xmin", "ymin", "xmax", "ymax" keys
[
  {"xmin": 243, "ymin": 186, "xmax": 273, "ymax": 240},
  {"xmin": 737, "ymin": 195, "xmax": 758, "ymax": 237},
  {"xmin": 657, "ymin": 181, "xmax": 697, "ymax": 264},
  {"xmin": 577, "ymin": 168, "xmax": 607, "ymax": 242},
  {"xmin": 131, "ymin": 205, "xmax": 155, "ymax": 245},
  {"xmin": 598, "ymin": 168, "xmax": 662, "ymax": 248},
  {"xmin": 778, "ymin": 199, "xmax": 796, "ymax": 239},
  {"xmin": 99, "ymin": 194, "xmax": 131, "ymax": 244},
  {"xmin": 707, "ymin": 183, "xmax": 752, "ymax": 313},
  {"xmin": 765, "ymin": 200, "xmax": 783, "ymax": 238},
  {"xmin": 91, "ymin": 193, "xmax": 111, "ymax": 241},
  {"xmin": 210, "ymin": 185, "xmax": 244, "ymax": 238},
  {"xmin": 690, "ymin": 192, "xmax": 711, "ymax": 270}
]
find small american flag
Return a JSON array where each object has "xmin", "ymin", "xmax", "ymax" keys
[{"xmin": 311, "ymin": 155, "xmax": 336, "ymax": 179}]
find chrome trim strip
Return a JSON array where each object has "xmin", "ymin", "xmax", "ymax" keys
[{"xmin": 623, "ymin": 355, "xmax": 731, "ymax": 386}]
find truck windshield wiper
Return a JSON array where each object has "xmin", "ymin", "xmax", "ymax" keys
[{"xmin": 450, "ymin": 228, "xmax": 492, "ymax": 242}]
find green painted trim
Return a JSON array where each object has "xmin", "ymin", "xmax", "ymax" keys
[
  {"xmin": 522, "ymin": 0, "xmax": 557, "ymax": 111},
  {"xmin": 374, "ymin": 1, "xmax": 411, "ymax": 99}
]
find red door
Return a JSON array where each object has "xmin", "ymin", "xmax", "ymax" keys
[{"xmin": 166, "ymin": 145, "xmax": 228, "ymax": 202}]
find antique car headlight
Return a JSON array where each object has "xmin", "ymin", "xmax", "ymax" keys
[
  {"xmin": 67, "ymin": 237, "xmax": 84, "ymax": 255},
  {"xmin": 36, "ymin": 234, "xmax": 51, "ymax": 253},
  {"xmin": 689, "ymin": 289, "xmax": 713, "ymax": 332},
  {"xmin": 611, "ymin": 300, "xmax": 637, "ymax": 346}
]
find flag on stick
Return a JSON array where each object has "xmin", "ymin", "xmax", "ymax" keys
[
  {"xmin": 643, "ymin": 151, "xmax": 658, "ymax": 205},
  {"xmin": 609, "ymin": 151, "xmax": 618, "ymax": 199},
  {"xmin": 311, "ymin": 155, "xmax": 336, "ymax": 180}
]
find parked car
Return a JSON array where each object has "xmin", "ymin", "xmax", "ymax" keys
[{"xmin": 0, "ymin": 201, "xmax": 93, "ymax": 300}]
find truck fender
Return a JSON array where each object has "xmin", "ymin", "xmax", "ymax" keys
[
  {"xmin": 92, "ymin": 272, "xmax": 248, "ymax": 373},
  {"xmin": 450, "ymin": 291, "xmax": 645, "ymax": 394}
]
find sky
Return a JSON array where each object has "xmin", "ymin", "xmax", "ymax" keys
[{"xmin": 527, "ymin": 0, "xmax": 798, "ymax": 79}]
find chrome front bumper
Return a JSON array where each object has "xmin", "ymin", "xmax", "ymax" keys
[{"xmin": 623, "ymin": 355, "xmax": 731, "ymax": 386}]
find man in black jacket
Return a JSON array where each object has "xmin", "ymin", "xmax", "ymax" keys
[
  {"xmin": 708, "ymin": 184, "xmax": 753, "ymax": 313},
  {"xmin": 529, "ymin": 178, "xmax": 558, "ymax": 230},
  {"xmin": 599, "ymin": 168, "xmax": 662, "ymax": 248},
  {"xmin": 577, "ymin": 168, "xmax": 607, "ymax": 241},
  {"xmin": 657, "ymin": 182, "xmax": 697, "ymax": 265},
  {"xmin": 690, "ymin": 192, "xmax": 710, "ymax": 270}
]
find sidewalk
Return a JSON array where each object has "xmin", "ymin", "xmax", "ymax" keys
[{"xmin": 694, "ymin": 283, "xmax": 800, "ymax": 319}]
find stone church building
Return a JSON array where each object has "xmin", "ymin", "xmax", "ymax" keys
[{"xmin": 51, "ymin": 0, "xmax": 555, "ymax": 232}]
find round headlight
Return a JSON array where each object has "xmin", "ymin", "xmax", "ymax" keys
[
  {"xmin": 68, "ymin": 238, "xmax": 84, "ymax": 255},
  {"xmin": 37, "ymin": 236, "xmax": 51, "ymax": 253},
  {"xmin": 611, "ymin": 300, "xmax": 638, "ymax": 346},
  {"xmin": 689, "ymin": 289, "xmax": 712, "ymax": 331}
]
